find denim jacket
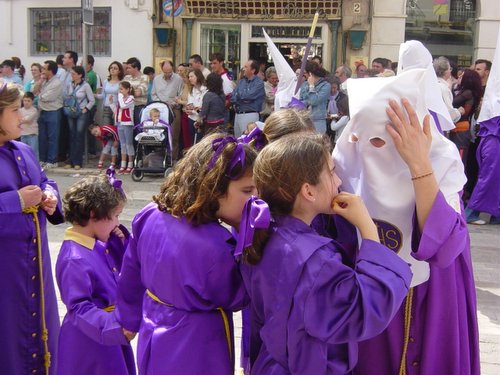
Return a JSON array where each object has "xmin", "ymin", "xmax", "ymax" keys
[{"xmin": 299, "ymin": 78, "xmax": 331, "ymax": 121}]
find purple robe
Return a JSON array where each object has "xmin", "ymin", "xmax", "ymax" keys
[
  {"xmin": 240, "ymin": 215, "xmax": 412, "ymax": 375},
  {"xmin": 56, "ymin": 226, "xmax": 136, "ymax": 375},
  {"xmin": 467, "ymin": 117, "xmax": 500, "ymax": 217},
  {"xmin": 116, "ymin": 202, "xmax": 248, "ymax": 375},
  {"xmin": 354, "ymin": 192, "xmax": 480, "ymax": 375},
  {"xmin": 0, "ymin": 140, "xmax": 63, "ymax": 374}
]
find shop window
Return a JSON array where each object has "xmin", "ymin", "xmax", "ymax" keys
[
  {"xmin": 405, "ymin": 0, "xmax": 475, "ymax": 67},
  {"xmin": 200, "ymin": 24, "xmax": 241, "ymax": 77},
  {"xmin": 30, "ymin": 8, "xmax": 111, "ymax": 56}
]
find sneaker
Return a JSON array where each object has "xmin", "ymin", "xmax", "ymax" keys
[
  {"xmin": 468, "ymin": 219, "xmax": 486, "ymax": 225},
  {"xmin": 97, "ymin": 162, "xmax": 103, "ymax": 169},
  {"xmin": 117, "ymin": 167, "xmax": 126, "ymax": 175},
  {"xmin": 44, "ymin": 162, "xmax": 58, "ymax": 170},
  {"xmin": 63, "ymin": 164, "xmax": 72, "ymax": 169},
  {"xmin": 74, "ymin": 165, "xmax": 81, "ymax": 170},
  {"xmin": 124, "ymin": 167, "xmax": 133, "ymax": 174}
]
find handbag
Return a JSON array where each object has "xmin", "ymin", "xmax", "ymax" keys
[
  {"xmin": 451, "ymin": 119, "xmax": 470, "ymax": 133},
  {"xmin": 63, "ymin": 84, "xmax": 84, "ymax": 119}
]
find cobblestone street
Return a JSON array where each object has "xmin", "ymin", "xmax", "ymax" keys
[{"xmin": 45, "ymin": 168, "xmax": 500, "ymax": 374}]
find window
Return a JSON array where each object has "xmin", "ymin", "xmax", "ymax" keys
[
  {"xmin": 405, "ymin": 0, "xmax": 475, "ymax": 67},
  {"xmin": 30, "ymin": 8, "xmax": 111, "ymax": 56},
  {"xmin": 200, "ymin": 24, "xmax": 241, "ymax": 76}
]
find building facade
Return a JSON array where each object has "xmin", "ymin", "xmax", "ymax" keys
[{"xmin": 0, "ymin": 0, "xmax": 499, "ymax": 80}]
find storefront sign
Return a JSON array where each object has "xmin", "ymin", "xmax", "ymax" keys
[{"xmin": 252, "ymin": 25, "xmax": 322, "ymax": 38}]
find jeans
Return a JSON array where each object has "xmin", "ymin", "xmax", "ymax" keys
[
  {"xmin": 21, "ymin": 134, "xmax": 39, "ymax": 160},
  {"xmin": 38, "ymin": 109, "xmax": 61, "ymax": 163},
  {"xmin": 68, "ymin": 112, "xmax": 89, "ymax": 166},
  {"xmin": 102, "ymin": 106, "xmax": 114, "ymax": 126},
  {"xmin": 118, "ymin": 125, "xmax": 135, "ymax": 156}
]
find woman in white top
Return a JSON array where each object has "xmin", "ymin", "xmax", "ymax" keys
[
  {"xmin": 184, "ymin": 69, "xmax": 207, "ymax": 145},
  {"xmin": 97, "ymin": 61, "xmax": 125, "ymax": 126},
  {"xmin": 65, "ymin": 65, "xmax": 95, "ymax": 170}
]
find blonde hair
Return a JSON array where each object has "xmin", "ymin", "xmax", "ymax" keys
[
  {"xmin": 263, "ymin": 108, "xmax": 315, "ymax": 143},
  {"xmin": 244, "ymin": 132, "xmax": 331, "ymax": 264},
  {"xmin": 0, "ymin": 81, "xmax": 23, "ymax": 135},
  {"xmin": 149, "ymin": 108, "xmax": 160, "ymax": 117},
  {"xmin": 154, "ymin": 133, "xmax": 257, "ymax": 225}
]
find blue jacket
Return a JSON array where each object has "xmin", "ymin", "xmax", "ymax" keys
[{"xmin": 299, "ymin": 78, "xmax": 331, "ymax": 121}]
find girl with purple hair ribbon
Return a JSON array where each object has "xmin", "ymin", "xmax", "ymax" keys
[{"xmin": 116, "ymin": 133, "xmax": 258, "ymax": 375}]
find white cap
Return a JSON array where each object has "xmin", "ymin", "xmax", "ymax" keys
[{"xmin": 397, "ymin": 40, "xmax": 455, "ymax": 131}]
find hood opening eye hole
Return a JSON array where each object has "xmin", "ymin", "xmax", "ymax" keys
[
  {"xmin": 370, "ymin": 137, "xmax": 386, "ymax": 148},
  {"xmin": 349, "ymin": 133, "xmax": 359, "ymax": 143}
]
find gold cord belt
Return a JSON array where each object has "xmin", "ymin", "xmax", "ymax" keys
[
  {"xmin": 146, "ymin": 289, "xmax": 233, "ymax": 362},
  {"xmin": 23, "ymin": 206, "xmax": 51, "ymax": 375},
  {"xmin": 398, "ymin": 287, "xmax": 414, "ymax": 375}
]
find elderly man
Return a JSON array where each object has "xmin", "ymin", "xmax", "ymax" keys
[
  {"xmin": 230, "ymin": 59, "xmax": 265, "ymax": 137},
  {"xmin": 335, "ymin": 64, "xmax": 352, "ymax": 93},
  {"xmin": 433, "ymin": 56, "xmax": 462, "ymax": 125},
  {"xmin": 151, "ymin": 60, "xmax": 184, "ymax": 160}
]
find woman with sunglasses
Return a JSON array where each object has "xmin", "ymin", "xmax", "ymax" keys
[{"xmin": 116, "ymin": 133, "xmax": 258, "ymax": 375}]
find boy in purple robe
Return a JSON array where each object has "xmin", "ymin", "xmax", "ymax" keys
[
  {"xmin": 116, "ymin": 133, "xmax": 258, "ymax": 375},
  {"xmin": 56, "ymin": 170, "xmax": 136, "ymax": 375},
  {"xmin": 0, "ymin": 80, "xmax": 63, "ymax": 374},
  {"xmin": 237, "ymin": 133, "xmax": 412, "ymax": 374}
]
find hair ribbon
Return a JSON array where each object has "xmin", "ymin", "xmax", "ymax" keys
[
  {"xmin": 235, "ymin": 196, "xmax": 271, "ymax": 257},
  {"xmin": 106, "ymin": 167, "xmax": 125, "ymax": 196},
  {"xmin": 238, "ymin": 126, "xmax": 266, "ymax": 151}
]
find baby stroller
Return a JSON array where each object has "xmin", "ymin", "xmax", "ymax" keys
[{"xmin": 131, "ymin": 101, "xmax": 174, "ymax": 182}]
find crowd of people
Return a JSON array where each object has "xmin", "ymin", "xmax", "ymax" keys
[{"xmin": 0, "ymin": 41, "xmax": 497, "ymax": 375}]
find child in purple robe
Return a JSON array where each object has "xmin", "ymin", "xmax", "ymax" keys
[
  {"xmin": 56, "ymin": 170, "xmax": 136, "ymax": 375},
  {"xmin": 0, "ymin": 80, "xmax": 63, "ymax": 374},
  {"xmin": 116, "ymin": 133, "xmax": 258, "ymax": 375},
  {"xmin": 238, "ymin": 133, "xmax": 412, "ymax": 374}
]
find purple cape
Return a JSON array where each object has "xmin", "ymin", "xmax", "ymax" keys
[
  {"xmin": 56, "ymin": 226, "xmax": 136, "ymax": 375},
  {"xmin": 0, "ymin": 141, "xmax": 63, "ymax": 374},
  {"xmin": 116, "ymin": 203, "xmax": 248, "ymax": 375}
]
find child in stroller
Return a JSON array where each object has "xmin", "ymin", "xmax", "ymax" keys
[
  {"xmin": 131, "ymin": 102, "xmax": 174, "ymax": 181},
  {"xmin": 135, "ymin": 108, "xmax": 165, "ymax": 142}
]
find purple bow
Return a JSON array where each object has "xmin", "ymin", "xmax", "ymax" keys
[
  {"xmin": 238, "ymin": 127, "xmax": 266, "ymax": 151},
  {"xmin": 106, "ymin": 167, "xmax": 125, "ymax": 196},
  {"xmin": 287, "ymin": 97, "xmax": 307, "ymax": 110},
  {"xmin": 207, "ymin": 136, "xmax": 246, "ymax": 180},
  {"xmin": 235, "ymin": 196, "xmax": 271, "ymax": 257}
]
